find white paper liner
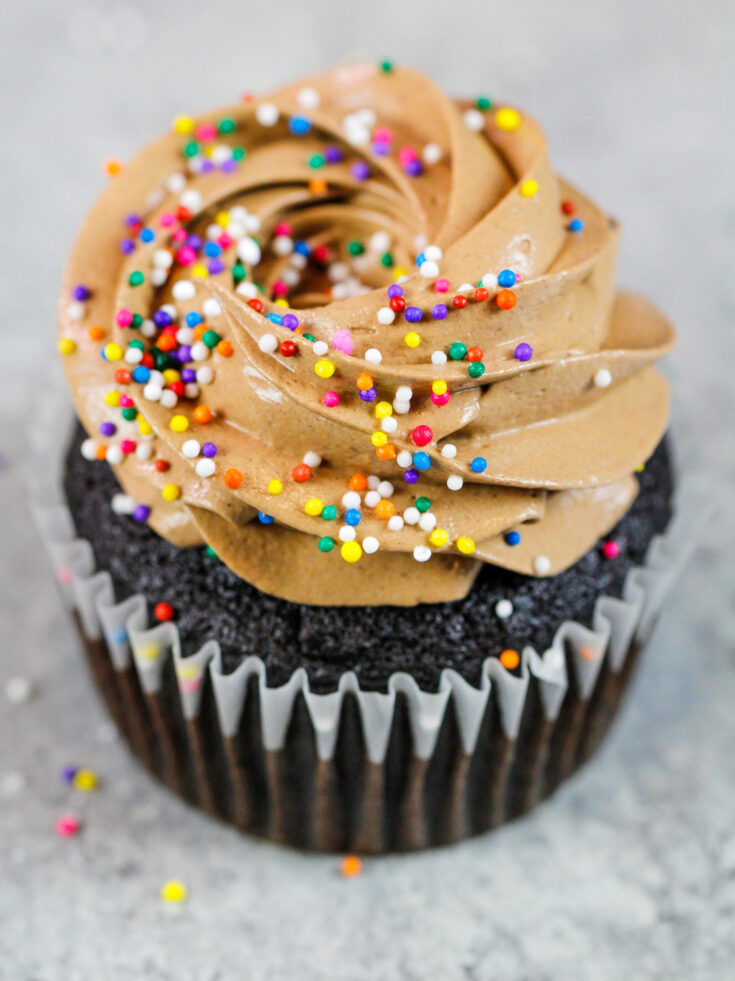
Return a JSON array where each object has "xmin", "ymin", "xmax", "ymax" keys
[{"xmin": 28, "ymin": 377, "xmax": 703, "ymax": 764}]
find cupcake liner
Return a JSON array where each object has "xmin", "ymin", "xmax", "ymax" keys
[{"xmin": 29, "ymin": 379, "xmax": 703, "ymax": 851}]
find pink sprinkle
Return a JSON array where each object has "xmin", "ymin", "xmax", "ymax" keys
[
  {"xmin": 272, "ymin": 280, "xmax": 288, "ymax": 297},
  {"xmin": 431, "ymin": 392, "xmax": 451, "ymax": 407},
  {"xmin": 55, "ymin": 815, "xmax": 81, "ymax": 837},
  {"xmin": 275, "ymin": 221, "xmax": 292, "ymax": 237},
  {"xmin": 323, "ymin": 391, "xmax": 340, "ymax": 408},
  {"xmin": 218, "ymin": 233, "xmax": 234, "ymax": 249},
  {"xmin": 373, "ymin": 126, "xmax": 393, "ymax": 143},
  {"xmin": 120, "ymin": 439, "xmax": 136, "ymax": 454},
  {"xmin": 57, "ymin": 566, "xmax": 72, "ymax": 585},
  {"xmin": 119, "ymin": 394, "xmax": 134, "ymax": 408},
  {"xmin": 159, "ymin": 212, "xmax": 176, "ymax": 228},
  {"xmin": 398, "ymin": 146, "xmax": 417, "ymax": 166},
  {"xmin": 434, "ymin": 278, "xmax": 450, "ymax": 293},
  {"xmin": 332, "ymin": 329, "xmax": 353, "ymax": 355},
  {"xmin": 177, "ymin": 246, "xmax": 197, "ymax": 266},
  {"xmin": 171, "ymin": 228, "xmax": 187, "ymax": 244},
  {"xmin": 602, "ymin": 540, "xmax": 620, "ymax": 559},
  {"xmin": 196, "ymin": 123, "xmax": 217, "ymax": 143},
  {"xmin": 116, "ymin": 309, "xmax": 133, "ymax": 327}
]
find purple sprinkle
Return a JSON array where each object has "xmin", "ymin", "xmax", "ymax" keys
[
  {"xmin": 120, "ymin": 238, "xmax": 135, "ymax": 254},
  {"xmin": 405, "ymin": 159, "xmax": 423, "ymax": 177},
  {"xmin": 72, "ymin": 285, "xmax": 91, "ymax": 301},
  {"xmin": 202, "ymin": 442, "xmax": 217, "ymax": 458},
  {"xmin": 281, "ymin": 313, "xmax": 299, "ymax": 331},
  {"xmin": 153, "ymin": 309, "xmax": 172, "ymax": 328},
  {"xmin": 200, "ymin": 159, "xmax": 214, "ymax": 174},
  {"xmin": 60, "ymin": 765, "xmax": 78, "ymax": 783},
  {"xmin": 514, "ymin": 342, "xmax": 533, "ymax": 362},
  {"xmin": 220, "ymin": 158, "xmax": 237, "ymax": 173},
  {"xmin": 359, "ymin": 387, "xmax": 377, "ymax": 402},
  {"xmin": 181, "ymin": 368, "xmax": 197, "ymax": 383},
  {"xmin": 133, "ymin": 504, "xmax": 151, "ymax": 522},
  {"xmin": 325, "ymin": 146, "xmax": 343, "ymax": 164},
  {"xmin": 404, "ymin": 468, "xmax": 419, "ymax": 484},
  {"xmin": 431, "ymin": 304, "xmax": 448, "ymax": 320},
  {"xmin": 372, "ymin": 141, "xmax": 391, "ymax": 156},
  {"xmin": 125, "ymin": 213, "xmax": 141, "ymax": 228},
  {"xmin": 187, "ymin": 234, "xmax": 203, "ymax": 250},
  {"xmin": 177, "ymin": 345, "xmax": 192, "ymax": 363},
  {"xmin": 99, "ymin": 422, "xmax": 116, "ymax": 437},
  {"xmin": 351, "ymin": 161, "xmax": 370, "ymax": 181},
  {"xmin": 208, "ymin": 258, "xmax": 226, "ymax": 275},
  {"xmin": 405, "ymin": 306, "xmax": 422, "ymax": 323},
  {"xmin": 387, "ymin": 284, "xmax": 403, "ymax": 299}
]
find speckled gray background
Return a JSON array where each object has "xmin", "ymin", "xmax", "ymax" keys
[{"xmin": 1, "ymin": 1, "xmax": 733, "ymax": 978}]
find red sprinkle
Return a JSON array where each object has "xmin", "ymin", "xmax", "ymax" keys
[
  {"xmin": 474, "ymin": 287, "xmax": 489, "ymax": 302},
  {"xmin": 466, "ymin": 346, "xmax": 484, "ymax": 362},
  {"xmin": 452, "ymin": 295, "xmax": 468, "ymax": 309},
  {"xmin": 389, "ymin": 296, "xmax": 406, "ymax": 313},
  {"xmin": 248, "ymin": 298, "xmax": 264, "ymax": 313},
  {"xmin": 561, "ymin": 200, "xmax": 576, "ymax": 215},
  {"xmin": 279, "ymin": 340, "xmax": 297, "ymax": 357},
  {"xmin": 602, "ymin": 540, "xmax": 620, "ymax": 559},
  {"xmin": 154, "ymin": 602, "xmax": 174, "ymax": 622},
  {"xmin": 154, "ymin": 459, "xmax": 170, "ymax": 472},
  {"xmin": 411, "ymin": 425, "xmax": 433, "ymax": 447},
  {"xmin": 114, "ymin": 368, "xmax": 132, "ymax": 385},
  {"xmin": 291, "ymin": 463, "xmax": 312, "ymax": 483}
]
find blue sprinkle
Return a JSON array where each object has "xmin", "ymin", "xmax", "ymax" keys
[
  {"xmin": 413, "ymin": 452, "xmax": 431, "ymax": 471},
  {"xmin": 294, "ymin": 240, "xmax": 310, "ymax": 256},
  {"xmin": 415, "ymin": 252, "xmax": 425, "ymax": 267},
  {"xmin": 266, "ymin": 312, "xmax": 282, "ymax": 325},
  {"xmin": 470, "ymin": 457, "xmax": 487, "ymax": 473},
  {"xmin": 110, "ymin": 629, "xmax": 127, "ymax": 644},
  {"xmin": 139, "ymin": 227, "xmax": 155, "ymax": 243},
  {"xmin": 569, "ymin": 218, "xmax": 584, "ymax": 232},
  {"xmin": 289, "ymin": 115, "xmax": 311, "ymax": 135},
  {"xmin": 505, "ymin": 531, "xmax": 521, "ymax": 546},
  {"xmin": 132, "ymin": 366, "xmax": 151, "ymax": 383},
  {"xmin": 204, "ymin": 242, "xmax": 222, "ymax": 258},
  {"xmin": 345, "ymin": 508, "xmax": 361, "ymax": 526},
  {"xmin": 497, "ymin": 269, "xmax": 516, "ymax": 288},
  {"xmin": 185, "ymin": 311, "xmax": 202, "ymax": 327},
  {"xmin": 258, "ymin": 512, "xmax": 275, "ymax": 524}
]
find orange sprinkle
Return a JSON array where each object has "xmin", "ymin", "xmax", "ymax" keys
[
  {"xmin": 309, "ymin": 178, "xmax": 328, "ymax": 195},
  {"xmin": 157, "ymin": 334, "xmax": 177, "ymax": 352},
  {"xmin": 499, "ymin": 649, "xmax": 520, "ymax": 670},
  {"xmin": 375, "ymin": 499, "xmax": 396, "ymax": 520},
  {"xmin": 193, "ymin": 405, "xmax": 213, "ymax": 424},
  {"xmin": 375, "ymin": 444, "xmax": 396, "ymax": 461},
  {"xmin": 340, "ymin": 855, "xmax": 363, "ymax": 878},
  {"xmin": 356, "ymin": 373, "xmax": 374, "ymax": 391},
  {"xmin": 496, "ymin": 289, "xmax": 517, "ymax": 310},
  {"xmin": 224, "ymin": 468, "xmax": 243, "ymax": 489},
  {"xmin": 193, "ymin": 324, "xmax": 207, "ymax": 341},
  {"xmin": 580, "ymin": 646, "xmax": 599, "ymax": 662},
  {"xmin": 104, "ymin": 157, "xmax": 123, "ymax": 176},
  {"xmin": 216, "ymin": 339, "xmax": 233, "ymax": 357},
  {"xmin": 349, "ymin": 473, "xmax": 367, "ymax": 492},
  {"xmin": 95, "ymin": 444, "xmax": 108, "ymax": 461},
  {"xmin": 88, "ymin": 325, "xmax": 104, "ymax": 341}
]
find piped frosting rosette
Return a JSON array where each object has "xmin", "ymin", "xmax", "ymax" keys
[{"xmin": 59, "ymin": 63, "xmax": 675, "ymax": 606}]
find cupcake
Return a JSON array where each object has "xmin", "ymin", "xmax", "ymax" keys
[{"xmin": 42, "ymin": 62, "xmax": 684, "ymax": 852}]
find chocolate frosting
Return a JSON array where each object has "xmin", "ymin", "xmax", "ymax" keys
[{"xmin": 59, "ymin": 63, "xmax": 675, "ymax": 606}]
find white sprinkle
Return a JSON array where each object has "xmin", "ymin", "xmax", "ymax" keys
[
  {"xmin": 464, "ymin": 108, "xmax": 485, "ymax": 131},
  {"xmin": 105, "ymin": 446, "xmax": 123, "ymax": 465},
  {"xmin": 367, "ymin": 475, "xmax": 380, "ymax": 490},
  {"xmin": 180, "ymin": 189, "xmax": 203, "ymax": 212},
  {"xmin": 377, "ymin": 480, "xmax": 394, "ymax": 498},
  {"xmin": 211, "ymin": 145, "xmax": 232, "ymax": 165},
  {"xmin": 396, "ymin": 451, "xmax": 413, "ymax": 468},
  {"xmin": 362, "ymin": 536, "xmax": 380, "ymax": 554},
  {"xmin": 377, "ymin": 307, "xmax": 395, "ymax": 326},
  {"xmin": 176, "ymin": 326, "xmax": 194, "ymax": 345},
  {"xmin": 414, "ymin": 233, "xmax": 427, "ymax": 252},
  {"xmin": 272, "ymin": 235, "xmax": 293, "ymax": 257},
  {"xmin": 184, "ymin": 383, "xmax": 199, "ymax": 399},
  {"xmin": 458, "ymin": 282, "xmax": 475, "ymax": 293},
  {"xmin": 124, "ymin": 347, "xmax": 143, "ymax": 365},
  {"xmin": 81, "ymin": 438, "xmax": 96, "ymax": 461},
  {"xmin": 419, "ymin": 260, "xmax": 440, "ymax": 279},
  {"xmin": 111, "ymin": 493, "xmax": 136, "ymax": 515},
  {"xmin": 495, "ymin": 599, "xmax": 514, "ymax": 619},
  {"xmin": 150, "ymin": 269, "xmax": 167, "ymax": 287},
  {"xmin": 418, "ymin": 512, "xmax": 437, "ymax": 532},
  {"xmin": 297, "ymin": 86, "xmax": 320, "ymax": 109},
  {"xmin": 369, "ymin": 231, "xmax": 391, "ymax": 254},
  {"xmin": 393, "ymin": 400, "xmax": 411, "ymax": 415},
  {"xmin": 206, "ymin": 223, "xmax": 222, "ymax": 240},
  {"xmin": 196, "ymin": 366, "xmax": 214, "ymax": 384},
  {"xmin": 481, "ymin": 272, "xmax": 498, "ymax": 292},
  {"xmin": 283, "ymin": 268, "xmax": 300, "ymax": 287},
  {"xmin": 66, "ymin": 301, "xmax": 85, "ymax": 322},
  {"xmin": 594, "ymin": 368, "xmax": 612, "ymax": 388},
  {"xmin": 165, "ymin": 172, "xmax": 186, "ymax": 193},
  {"xmin": 303, "ymin": 451, "xmax": 321, "ymax": 468},
  {"xmin": 195, "ymin": 458, "xmax": 216, "ymax": 478},
  {"xmin": 202, "ymin": 298, "xmax": 222, "ymax": 318},
  {"xmin": 159, "ymin": 390, "xmax": 178, "ymax": 408},
  {"xmin": 256, "ymin": 102, "xmax": 279, "ymax": 126},
  {"xmin": 441, "ymin": 444, "xmax": 457, "ymax": 459},
  {"xmin": 236, "ymin": 281, "xmax": 258, "ymax": 298},
  {"xmin": 395, "ymin": 385, "xmax": 412, "ymax": 402},
  {"xmin": 431, "ymin": 350, "xmax": 448, "ymax": 366},
  {"xmin": 190, "ymin": 341, "xmax": 209, "ymax": 362},
  {"xmin": 413, "ymin": 545, "xmax": 432, "ymax": 562},
  {"xmin": 173, "ymin": 281, "xmax": 196, "ymax": 301},
  {"xmin": 339, "ymin": 525, "xmax": 356, "ymax": 542},
  {"xmin": 447, "ymin": 475, "xmax": 464, "ymax": 491},
  {"xmin": 258, "ymin": 333, "xmax": 278, "ymax": 354},
  {"xmin": 364, "ymin": 490, "xmax": 381, "ymax": 508},
  {"xmin": 424, "ymin": 245, "xmax": 443, "ymax": 262},
  {"xmin": 381, "ymin": 417, "xmax": 397, "ymax": 433},
  {"xmin": 237, "ymin": 237, "xmax": 262, "ymax": 266},
  {"xmin": 422, "ymin": 142, "xmax": 443, "ymax": 165},
  {"xmin": 153, "ymin": 249, "xmax": 173, "ymax": 269},
  {"xmin": 534, "ymin": 555, "xmax": 552, "ymax": 575},
  {"xmin": 356, "ymin": 108, "xmax": 376, "ymax": 127},
  {"xmin": 161, "ymin": 303, "xmax": 177, "ymax": 320},
  {"xmin": 5, "ymin": 675, "xmax": 33, "ymax": 705},
  {"xmin": 342, "ymin": 491, "xmax": 361, "ymax": 509},
  {"xmin": 387, "ymin": 516, "xmax": 404, "ymax": 532},
  {"xmin": 141, "ymin": 319, "xmax": 157, "ymax": 338},
  {"xmin": 136, "ymin": 443, "xmax": 153, "ymax": 462},
  {"xmin": 1, "ymin": 771, "xmax": 27, "ymax": 798},
  {"xmin": 182, "ymin": 439, "xmax": 200, "ymax": 459},
  {"xmin": 313, "ymin": 341, "xmax": 329, "ymax": 356},
  {"xmin": 328, "ymin": 262, "xmax": 349, "ymax": 283},
  {"xmin": 404, "ymin": 507, "xmax": 420, "ymax": 525},
  {"xmin": 244, "ymin": 214, "xmax": 261, "ymax": 234},
  {"xmin": 365, "ymin": 348, "xmax": 382, "ymax": 364}
]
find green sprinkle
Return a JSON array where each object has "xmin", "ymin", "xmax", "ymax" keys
[
  {"xmin": 232, "ymin": 147, "xmax": 246, "ymax": 160},
  {"xmin": 303, "ymin": 332, "xmax": 316, "ymax": 342},
  {"xmin": 416, "ymin": 496, "xmax": 431, "ymax": 513},
  {"xmin": 205, "ymin": 545, "xmax": 219, "ymax": 560},
  {"xmin": 380, "ymin": 252, "xmax": 394, "ymax": 267},
  {"xmin": 308, "ymin": 153, "xmax": 325, "ymax": 169},
  {"xmin": 232, "ymin": 262, "xmax": 246, "ymax": 283},
  {"xmin": 202, "ymin": 329, "xmax": 220, "ymax": 349},
  {"xmin": 379, "ymin": 60, "xmax": 394, "ymax": 73},
  {"xmin": 475, "ymin": 96, "xmax": 492, "ymax": 111},
  {"xmin": 318, "ymin": 536, "xmax": 335, "ymax": 553},
  {"xmin": 128, "ymin": 339, "xmax": 144, "ymax": 351},
  {"xmin": 218, "ymin": 117, "xmax": 236, "ymax": 134},
  {"xmin": 468, "ymin": 361, "xmax": 485, "ymax": 378},
  {"xmin": 128, "ymin": 271, "xmax": 144, "ymax": 287},
  {"xmin": 449, "ymin": 342, "xmax": 467, "ymax": 361},
  {"xmin": 347, "ymin": 240, "xmax": 364, "ymax": 256},
  {"xmin": 322, "ymin": 505, "xmax": 338, "ymax": 521},
  {"xmin": 131, "ymin": 313, "xmax": 143, "ymax": 329},
  {"xmin": 121, "ymin": 406, "xmax": 138, "ymax": 421},
  {"xmin": 183, "ymin": 141, "xmax": 199, "ymax": 158}
]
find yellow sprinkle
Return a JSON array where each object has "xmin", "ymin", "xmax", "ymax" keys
[
  {"xmin": 520, "ymin": 179, "xmax": 539, "ymax": 197},
  {"xmin": 170, "ymin": 415, "xmax": 189, "ymax": 433},
  {"xmin": 138, "ymin": 644, "xmax": 160, "ymax": 662},
  {"xmin": 495, "ymin": 107, "xmax": 522, "ymax": 131},
  {"xmin": 341, "ymin": 541, "xmax": 362, "ymax": 563},
  {"xmin": 393, "ymin": 266, "xmax": 408, "ymax": 280},
  {"xmin": 73, "ymin": 769, "xmax": 98, "ymax": 792},
  {"xmin": 404, "ymin": 332, "xmax": 421, "ymax": 348},
  {"xmin": 429, "ymin": 528, "xmax": 449, "ymax": 548},
  {"xmin": 314, "ymin": 359, "xmax": 335, "ymax": 379},
  {"xmin": 162, "ymin": 369, "xmax": 181, "ymax": 385},
  {"xmin": 304, "ymin": 498, "xmax": 324, "ymax": 516},
  {"xmin": 374, "ymin": 401, "xmax": 393, "ymax": 419},
  {"xmin": 274, "ymin": 298, "xmax": 289, "ymax": 308},
  {"xmin": 191, "ymin": 264, "xmax": 208, "ymax": 279},
  {"xmin": 456, "ymin": 536, "xmax": 476, "ymax": 555},
  {"xmin": 177, "ymin": 664, "xmax": 199, "ymax": 681},
  {"xmin": 431, "ymin": 380, "xmax": 447, "ymax": 396},
  {"xmin": 104, "ymin": 390, "xmax": 121, "ymax": 407},
  {"xmin": 162, "ymin": 483, "xmax": 181, "ymax": 501},
  {"xmin": 268, "ymin": 479, "xmax": 283, "ymax": 495},
  {"xmin": 103, "ymin": 343, "xmax": 123, "ymax": 362},
  {"xmin": 138, "ymin": 418, "xmax": 153, "ymax": 436},
  {"xmin": 635, "ymin": 463, "xmax": 645, "ymax": 473},
  {"xmin": 58, "ymin": 337, "xmax": 77, "ymax": 356},
  {"xmin": 215, "ymin": 210, "xmax": 230, "ymax": 227},
  {"xmin": 371, "ymin": 431, "xmax": 387, "ymax": 447},
  {"xmin": 160, "ymin": 880, "xmax": 188, "ymax": 903},
  {"xmin": 173, "ymin": 115, "xmax": 194, "ymax": 134}
]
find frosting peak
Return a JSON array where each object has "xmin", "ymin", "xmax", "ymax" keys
[{"xmin": 59, "ymin": 63, "xmax": 674, "ymax": 605}]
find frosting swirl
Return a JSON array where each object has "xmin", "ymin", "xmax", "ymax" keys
[{"xmin": 59, "ymin": 63, "xmax": 675, "ymax": 605}]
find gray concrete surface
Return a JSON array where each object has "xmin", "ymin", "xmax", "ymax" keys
[{"xmin": 1, "ymin": 0, "xmax": 733, "ymax": 978}]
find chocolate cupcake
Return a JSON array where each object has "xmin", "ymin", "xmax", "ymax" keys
[{"xmin": 42, "ymin": 62, "xmax": 685, "ymax": 852}]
